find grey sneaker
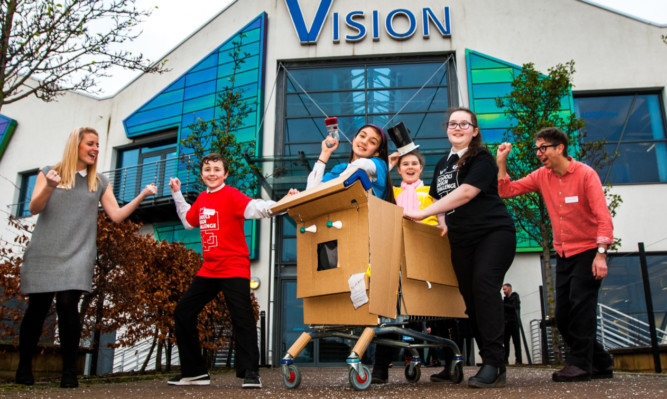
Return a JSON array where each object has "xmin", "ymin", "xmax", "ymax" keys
[
  {"xmin": 167, "ymin": 373, "xmax": 210, "ymax": 386},
  {"xmin": 242, "ymin": 370, "xmax": 262, "ymax": 389}
]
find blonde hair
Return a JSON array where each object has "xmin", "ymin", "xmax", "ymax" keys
[{"xmin": 53, "ymin": 127, "xmax": 101, "ymax": 192}]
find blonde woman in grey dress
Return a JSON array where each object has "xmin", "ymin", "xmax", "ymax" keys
[{"xmin": 16, "ymin": 127, "xmax": 157, "ymax": 388}]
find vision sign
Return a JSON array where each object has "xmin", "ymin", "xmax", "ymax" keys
[{"xmin": 284, "ymin": 0, "xmax": 451, "ymax": 44}]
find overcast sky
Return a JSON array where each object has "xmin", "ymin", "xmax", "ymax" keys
[{"xmin": 96, "ymin": 0, "xmax": 667, "ymax": 96}]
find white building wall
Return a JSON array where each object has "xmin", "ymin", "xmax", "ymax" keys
[{"xmin": 0, "ymin": 0, "xmax": 665, "ymax": 366}]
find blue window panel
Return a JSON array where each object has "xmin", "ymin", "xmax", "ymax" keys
[
  {"xmin": 142, "ymin": 90, "xmax": 185, "ymax": 111},
  {"xmin": 183, "ymin": 94, "xmax": 217, "ymax": 114},
  {"xmin": 574, "ymin": 93, "xmax": 667, "ymax": 184},
  {"xmin": 126, "ymin": 103, "xmax": 184, "ymax": 128},
  {"xmin": 183, "ymin": 80, "xmax": 217, "ymax": 101},
  {"xmin": 191, "ymin": 54, "xmax": 218, "ymax": 73},
  {"xmin": 471, "ymin": 83, "xmax": 514, "ymax": 99},
  {"xmin": 180, "ymin": 108, "xmax": 216, "ymax": 127},
  {"xmin": 127, "ymin": 117, "xmax": 181, "ymax": 136},
  {"xmin": 0, "ymin": 114, "xmax": 18, "ymax": 161},
  {"xmin": 165, "ymin": 76, "xmax": 186, "ymax": 92},
  {"xmin": 185, "ymin": 67, "xmax": 217, "ymax": 87},
  {"xmin": 154, "ymin": 223, "xmax": 203, "ymax": 254},
  {"xmin": 123, "ymin": 13, "xmax": 267, "ymax": 142}
]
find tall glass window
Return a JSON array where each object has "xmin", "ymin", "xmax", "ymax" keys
[
  {"xmin": 277, "ymin": 56, "xmax": 456, "ymax": 187},
  {"xmin": 574, "ymin": 92, "xmax": 667, "ymax": 184},
  {"xmin": 16, "ymin": 170, "xmax": 38, "ymax": 217}
]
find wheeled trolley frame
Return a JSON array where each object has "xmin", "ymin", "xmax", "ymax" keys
[{"xmin": 281, "ymin": 316, "xmax": 464, "ymax": 390}]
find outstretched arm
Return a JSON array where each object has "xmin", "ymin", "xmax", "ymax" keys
[
  {"xmin": 100, "ymin": 183, "xmax": 157, "ymax": 223},
  {"xmin": 169, "ymin": 177, "xmax": 194, "ymax": 229},
  {"xmin": 404, "ymin": 184, "xmax": 481, "ymax": 221}
]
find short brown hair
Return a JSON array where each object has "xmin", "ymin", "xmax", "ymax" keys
[
  {"xmin": 535, "ymin": 127, "xmax": 569, "ymax": 157},
  {"xmin": 200, "ymin": 153, "xmax": 228, "ymax": 173},
  {"xmin": 398, "ymin": 150, "xmax": 425, "ymax": 168}
]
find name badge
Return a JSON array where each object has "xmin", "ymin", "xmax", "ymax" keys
[
  {"xmin": 203, "ymin": 208, "xmax": 216, "ymax": 215},
  {"xmin": 565, "ymin": 196, "xmax": 579, "ymax": 204}
]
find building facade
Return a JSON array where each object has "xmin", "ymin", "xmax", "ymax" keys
[{"xmin": 1, "ymin": 0, "xmax": 666, "ymax": 367}]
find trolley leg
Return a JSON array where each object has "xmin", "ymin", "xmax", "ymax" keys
[
  {"xmin": 347, "ymin": 327, "xmax": 375, "ymax": 374},
  {"xmin": 282, "ymin": 332, "xmax": 312, "ymax": 375}
]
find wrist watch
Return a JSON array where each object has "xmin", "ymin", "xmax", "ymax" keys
[{"xmin": 597, "ymin": 246, "xmax": 607, "ymax": 254}]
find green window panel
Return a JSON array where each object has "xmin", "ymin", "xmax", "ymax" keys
[
  {"xmin": 466, "ymin": 49, "xmax": 577, "ymax": 251},
  {"xmin": 0, "ymin": 114, "xmax": 17, "ymax": 161}
]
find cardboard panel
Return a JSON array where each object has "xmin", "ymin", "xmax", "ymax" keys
[
  {"xmin": 296, "ymin": 206, "xmax": 370, "ymax": 298},
  {"xmin": 286, "ymin": 180, "xmax": 369, "ymax": 223},
  {"xmin": 367, "ymin": 196, "xmax": 403, "ymax": 318},
  {"xmin": 303, "ymin": 293, "xmax": 378, "ymax": 326},
  {"xmin": 270, "ymin": 168, "xmax": 367, "ymax": 216},
  {"xmin": 400, "ymin": 278, "xmax": 467, "ymax": 318},
  {"xmin": 403, "ymin": 219, "xmax": 458, "ymax": 286}
]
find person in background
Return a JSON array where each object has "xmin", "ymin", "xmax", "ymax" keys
[
  {"xmin": 167, "ymin": 153, "xmax": 297, "ymax": 389},
  {"xmin": 496, "ymin": 127, "xmax": 614, "ymax": 382},
  {"xmin": 503, "ymin": 283, "xmax": 522, "ymax": 364},
  {"xmin": 404, "ymin": 108, "xmax": 516, "ymax": 388},
  {"xmin": 16, "ymin": 127, "xmax": 156, "ymax": 388}
]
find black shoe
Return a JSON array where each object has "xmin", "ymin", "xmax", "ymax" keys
[
  {"xmin": 552, "ymin": 364, "xmax": 591, "ymax": 382},
  {"xmin": 60, "ymin": 370, "xmax": 79, "ymax": 388},
  {"xmin": 592, "ymin": 365, "xmax": 613, "ymax": 379},
  {"xmin": 371, "ymin": 367, "xmax": 388, "ymax": 384},
  {"xmin": 242, "ymin": 370, "xmax": 262, "ymax": 389},
  {"xmin": 430, "ymin": 368, "xmax": 455, "ymax": 383},
  {"xmin": 468, "ymin": 365, "xmax": 506, "ymax": 388},
  {"xmin": 167, "ymin": 373, "xmax": 211, "ymax": 386},
  {"xmin": 15, "ymin": 367, "xmax": 34, "ymax": 386}
]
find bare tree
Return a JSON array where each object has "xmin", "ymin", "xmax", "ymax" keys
[{"xmin": 0, "ymin": 0, "xmax": 167, "ymax": 110}]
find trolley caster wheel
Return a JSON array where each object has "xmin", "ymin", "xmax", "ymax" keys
[
  {"xmin": 452, "ymin": 362, "xmax": 464, "ymax": 384},
  {"xmin": 348, "ymin": 364, "xmax": 372, "ymax": 391},
  {"xmin": 404, "ymin": 363, "xmax": 421, "ymax": 382},
  {"xmin": 283, "ymin": 364, "xmax": 302, "ymax": 389}
]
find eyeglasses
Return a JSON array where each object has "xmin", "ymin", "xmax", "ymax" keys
[
  {"xmin": 534, "ymin": 144, "xmax": 559, "ymax": 153},
  {"xmin": 447, "ymin": 121, "xmax": 475, "ymax": 130}
]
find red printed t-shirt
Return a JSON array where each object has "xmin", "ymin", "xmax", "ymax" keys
[
  {"xmin": 498, "ymin": 158, "xmax": 613, "ymax": 258},
  {"xmin": 185, "ymin": 185, "xmax": 252, "ymax": 278}
]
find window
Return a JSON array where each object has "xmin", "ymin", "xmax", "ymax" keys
[
  {"xmin": 600, "ymin": 253, "xmax": 667, "ymax": 327},
  {"xmin": 16, "ymin": 170, "xmax": 38, "ymax": 217},
  {"xmin": 574, "ymin": 92, "xmax": 667, "ymax": 184},
  {"xmin": 277, "ymin": 56, "xmax": 457, "ymax": 187},
  {"xmin": 111, "ymin": 134, "xmax": 177, "ymax": 202}
]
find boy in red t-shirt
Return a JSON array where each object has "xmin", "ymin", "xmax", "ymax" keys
[{"xmin": 167, "ymin": 153, "xmax": 297, "ymax": 389}]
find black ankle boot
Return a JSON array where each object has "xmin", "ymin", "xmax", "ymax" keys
[
  {"xmin": 15, "ymin": 362, "xmax": 34, "ymax": 386},
  {"xmin": 468, "ymin": 364, "xmax": 506, "ymax": 388},
  {"xmin": 60, "ymin": 369, "xmax": 78, "ymax": 388}
]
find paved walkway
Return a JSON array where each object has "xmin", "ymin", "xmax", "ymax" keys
[{"xmin": 1, "ymin": 366, "xmax": 665, "ymax": 398}]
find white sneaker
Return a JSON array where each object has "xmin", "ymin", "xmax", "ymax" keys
[{"xmin": 167, "ymin": 373, "xmax": 210, "ymax": 386}]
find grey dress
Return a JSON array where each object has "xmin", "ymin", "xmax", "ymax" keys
[{"xmin": 21, "ymin": 166, "xmax": 109, "ymax": 294}]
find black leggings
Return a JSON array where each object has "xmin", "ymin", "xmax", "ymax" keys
[{"xmin": 18, "ymin": 290, "xmax": 83, "ymax": 373}]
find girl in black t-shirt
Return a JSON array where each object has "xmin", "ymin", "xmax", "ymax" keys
[{"xmin": 404, "ymin": 108, "xmax": 516, "ymax": 388}]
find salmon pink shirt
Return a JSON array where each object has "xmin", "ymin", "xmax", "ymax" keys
[{"xmin": 498, "ymin": 158, "xmax": 613, "ymax": 257}]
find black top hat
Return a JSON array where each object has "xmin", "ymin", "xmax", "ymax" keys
[{"xmin": 386, "ymin": 122, "xmax": 419, "ymax": 155}]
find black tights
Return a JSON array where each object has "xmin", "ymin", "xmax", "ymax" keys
[{"xmin": 18, "ymin": 290, "xmax": 83, "ymax": 374}]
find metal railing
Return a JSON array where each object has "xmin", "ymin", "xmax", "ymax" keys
[
  {"xmin": 597, "ymin": 303, "xmax": 667, "ymax": 349},
  {"xmin": 102, "ymin": 155, "xmax": 200, "ymax": 204}
]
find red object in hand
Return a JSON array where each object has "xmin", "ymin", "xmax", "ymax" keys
[{"xmin": 324, "ymin": 117, "xmax": 339, "ymax": 147}]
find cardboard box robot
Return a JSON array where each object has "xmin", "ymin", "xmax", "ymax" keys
[{"xmin": 271, "ymin": 169, "xmax": 466, "ymax": 325}]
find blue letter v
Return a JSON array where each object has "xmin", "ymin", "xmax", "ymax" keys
[{"xmin": 284, "ymin": 0, "xmax": 334, "ymax": 44}]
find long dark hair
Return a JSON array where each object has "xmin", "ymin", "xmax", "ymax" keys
[
  {"xmin": 446, "ymin": 107, "xmax": 484, "ymax": 169},
  {"xmin": 351, "ymin": 124, "xmax": 396, "ymax": 204}
]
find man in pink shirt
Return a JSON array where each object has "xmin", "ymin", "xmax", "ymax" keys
[{"xmin": 496, "ymin": 127, "xmax": 614, "ymax": 382}]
